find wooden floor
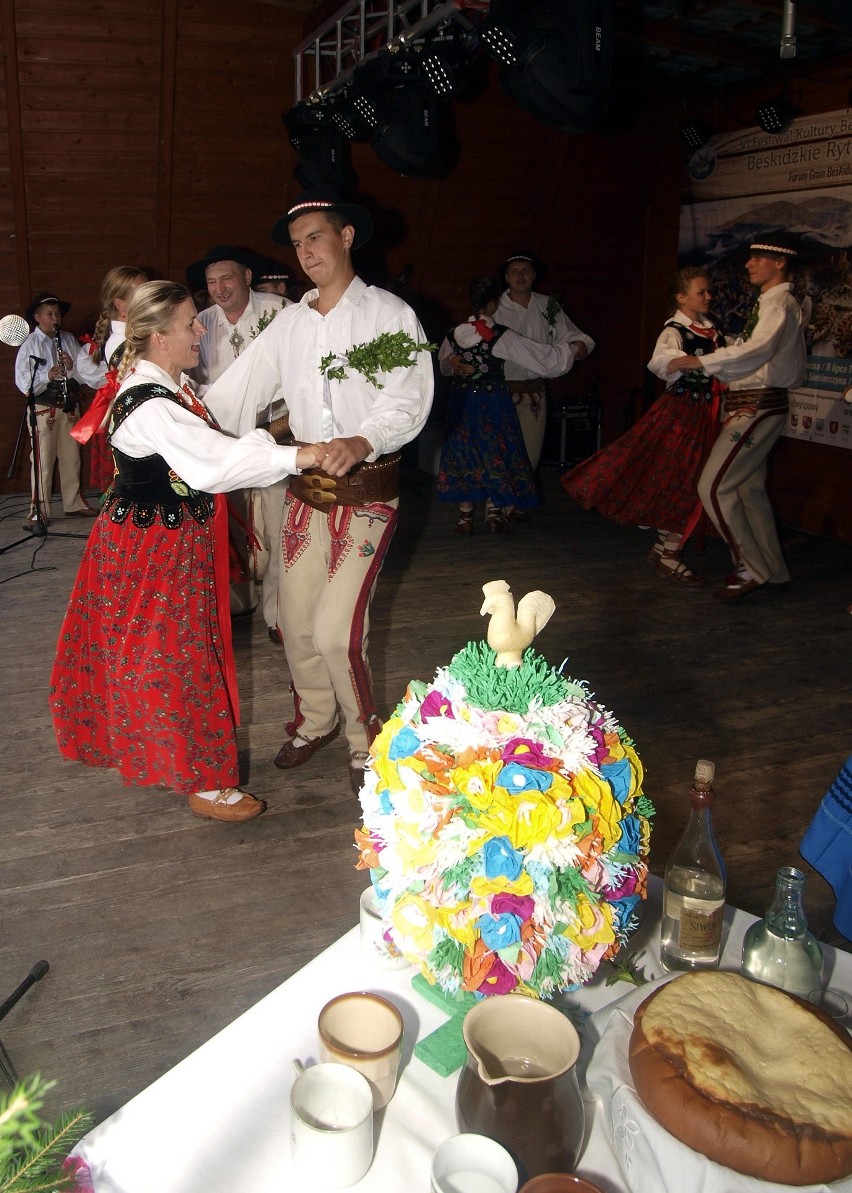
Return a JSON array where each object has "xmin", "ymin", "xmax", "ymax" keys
[{"xmin": 1, "ymin": 466, "xmax": 850, "ymax": 1127}]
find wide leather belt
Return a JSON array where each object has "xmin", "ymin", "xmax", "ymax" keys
[
  {"xmin": 724, "ymin": 386, "xmax": 788, "ymax": 409},
  {"xmin": 289, "ymin": 452, "xmax": 400, "ymax": 510},
  {"xmin": 507, "ymin": 379, "xmax": 544, "ymax": 395}
]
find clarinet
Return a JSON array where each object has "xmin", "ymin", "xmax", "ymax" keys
[{"xmin": 54, "ymin": 325, "xmax": 75, "ymax": 413}]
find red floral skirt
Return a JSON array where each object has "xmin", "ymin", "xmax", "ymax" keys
[
  {"xmin": 50, "ymin": 504, "xmax": 239, "ymax": 795},
  {"xmin": 562, "ymin": 390, "xmax": 717, "ymax": 534},
  {"xmin": 88, "ymin": 429, "xmax": 115, "ymax": 493}
]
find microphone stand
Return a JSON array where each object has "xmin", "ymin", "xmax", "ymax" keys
[
  {"xmin": 0, "ymin": 960, "xmax": 50, "ymax": 1086},
  {"xmin": 1, "ymin": 352, "xmax": 88, "ymax": 555}
]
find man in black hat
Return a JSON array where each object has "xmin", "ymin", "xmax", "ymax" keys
[
  {"xmin": 14, "ymin": 292, "xmax": 96, "ymax": 525},
  {"xmin": 669, "ymin": 233, "xmax": 806, "ymax": 599},
  {"xmin": 204, "ymin": 188, "xmax": 433, "ymax": 794},
  {"xmin": 494, "ymin": 252, "xmax": 594, "ymax": 475},
  {"xmin": 187, "ymin": 244, "xmax": 290, "ymax": 627}
]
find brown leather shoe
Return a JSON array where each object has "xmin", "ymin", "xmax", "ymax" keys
[
  {"xmin": 65, "ymin": 506, "xmax": 98, "ymax": 518},
  {"xmin": 348, "ymin": 751, "xmax": 369, "ymax": 797},
  {"xmin": 188, "ymin": 789, "xmax": 267, "ymax": 822},
  {"xmin": 714, "ymin": 574, "xmax": 765, "ymax": 601},
  {"xmin": 274, "ymin": 723, "xmax": 340, "ymax": 769}
]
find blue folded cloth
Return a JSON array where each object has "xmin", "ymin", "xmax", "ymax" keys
[{"xmin": 800, "ymin": 754, "xmax": 852, "ymax": 941}]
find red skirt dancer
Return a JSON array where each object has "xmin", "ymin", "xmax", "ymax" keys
[
  {"xmin": 562, "ymin": 382, "xmax": 719, "ymax": 534},
  {"xmin": 51, "ymin": 382, "xmax": 239, "ymax": 796}
]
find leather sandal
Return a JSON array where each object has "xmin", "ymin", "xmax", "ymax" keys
[
  {"xmin": 485, "ymin": 506, "xmax": 508, "ymax": 534},
  {"xmin": 274, "ymin": 723, "xmax": 340, "ymax": 769},
  {"xmin": 188, "ymin": 788, "xmax": 267, "ymax": 822},
  {"xmin": 455, "ymin": 509, "xmax": 474, "ymax": 535},
  {"xmin": 713, "ymin": 573, "xmax": 765, "ymax": 601},
  {"xmin": 648, "ymin": 547, "xmax": 704, "ymax": 587}
]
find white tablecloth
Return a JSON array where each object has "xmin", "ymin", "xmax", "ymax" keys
[{"xmin": 72, "ymin": 877, "xmax": 851, "ymax": 1193}]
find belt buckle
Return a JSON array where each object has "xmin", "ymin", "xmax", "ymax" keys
[{"xmin": 305, "ymin": 475, "xmax": 337, "ymax": 505}]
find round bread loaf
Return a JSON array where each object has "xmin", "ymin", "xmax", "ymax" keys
[{"xmin": 628, "ymin": 970, "xmax": 852, "ymax": 1186}]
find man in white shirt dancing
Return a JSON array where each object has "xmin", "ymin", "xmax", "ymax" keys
[
  {"xmin": 205, "ymin": 190, "xmax": 434, "ymax": 793},
  {"xmin": 669, "ymin": 233, "xmax": 806, "ymax": 600},
  {"xmin": 495, "ymin": 251, "xmax": 595, "ymax": 474}
]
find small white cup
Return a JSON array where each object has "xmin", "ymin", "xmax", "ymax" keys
[
  {"xmin": 359, "ymin": 887, "xmax": 412, "ymax": 971},
  {"xmin": 318, "ymin": 991, "xmax": 404, "ymax": 1109},
  {"xmin": 290, "ymin": 1062, "xmax": 373, "ymax": 1190},
  {"xmin": 431, "ymin": 1133, "xmax": 518, "ymax": 1193}
]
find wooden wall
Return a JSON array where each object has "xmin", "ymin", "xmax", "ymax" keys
[{"xmin": 0, "ymin": 1, "xmax": 848, "ymax": 541}]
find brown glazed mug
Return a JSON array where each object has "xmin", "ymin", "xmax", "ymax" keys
[{"xmin": 519, "ymin": 1177, "xmax": 606, "ymax": 1193}]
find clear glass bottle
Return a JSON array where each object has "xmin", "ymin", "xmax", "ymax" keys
[
  {"xmin": 741, "ymin": 866, "xmax": 823, "ymax": 997},
  {"xmin": 660, "ymin": 759, "xmax": 726, "ymax": 971}
]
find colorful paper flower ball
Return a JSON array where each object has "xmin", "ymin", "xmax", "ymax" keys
[{"xmin": 355, "ymin": 643, "xmax": 654, "ymax": 999}]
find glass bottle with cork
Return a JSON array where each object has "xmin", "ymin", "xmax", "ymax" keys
[
  {"xmin": 660, "ymin": 758, "xmax": 726, "ymax": 971},
  {"xmin": 741, "ymin": 866, "xmax": 823, "ymax": 997}
]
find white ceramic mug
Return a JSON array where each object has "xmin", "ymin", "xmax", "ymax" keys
[
  {"xmin": 359, "ymin": 887, "xmax": 412, "ymax": 971},
  {"xmin": 290, "ymin": 1062, "xmax": 373, "ymax": 1190},
  {"xmin": 431, "ymin": 1132, "xmax": 518, "ymax": 1193},
  {"xmin": 318, "ymin": 991, "xmax": 404, "ymax": 1109}
]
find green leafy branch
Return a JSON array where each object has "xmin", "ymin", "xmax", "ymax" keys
[
  {"xmin": 604, "ymin": 951, "xmax": 649, "ymax": 989},
  {"xmin": 320, "ymin": 331, "xmax": 436, "ymax": 388},
  {"xmin": 250, "ymin": 308, "xmax": 280, "ymax": 339},
  {"xmin": 544, "ymin": 294, "xmax": 562, "ymax": 328},
  {"xmin": 0, "ymin": 1076, "xmax": 92, "ymax": 1193}
]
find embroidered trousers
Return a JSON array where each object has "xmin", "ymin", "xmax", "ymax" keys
[
  {"xmin": 697, "ymin": 404, "xmax": 790, "ymax": 585},
  {"xmin": 511, "ymin": 387, "xmax": 547, "ymax": 471},
  {"xmin": 279, "ymin": 494, "xmax": 399, "ymax": 754}
]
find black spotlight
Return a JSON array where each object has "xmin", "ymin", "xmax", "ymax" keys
[
  {"xmin": 283, "ymin": 102, "xmax": 356, "ymax": 189},
  {"xmin": 482, "ymin": 0, "xmax": 614, "ymax": 133},
  {"xmin": 419, "ymin": 23, "xmax": 473, "ymax": 98},
  {"xmin": 756, "ymin": 95, "xmax": 797, "ymax": 135},
  {"xmin": 331, "ymin": 87, "xmax": 380, "ymax": 142},
  {"xmin": 371, "ymin": 85, "xmax": 458, "ymax": 178},
  {"xmin": 680, "ymin": 119, "xmax": 713, "ymax": 153}
]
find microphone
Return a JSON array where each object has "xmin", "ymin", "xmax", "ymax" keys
[
  {"xmin": 0, "ymin": 960, "xmax": 49, "ymax": 1022},
  {"xmin": 30, "ymin": 355, "xmax": 47, "ymax": 366},
  {"xmin": 0, "ymin": 313, "xmax": 30, "ymax": 347}
]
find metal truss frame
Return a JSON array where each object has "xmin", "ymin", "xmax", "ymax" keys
[{"xmin": 293, "ymin": 0, "xmax": 489, "ymax": 102}]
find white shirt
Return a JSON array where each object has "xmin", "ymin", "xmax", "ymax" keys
[
  {"xmin": 699, "ymin": 282, "xmax": 806, "ymax": 391},
  {"xmin": 647, "ymin": 311, "xmax": 719, "ymax": 385},
  {"xmin": 494, "ymin": 290, "xmax": 595, "ymax": 382},
  {"xmin": 194, "ymin": 290, "xmax": 288, "ymax": 391},
  {"xmin": 109, "ymin": 360, "xmax": 300, "ymax": 494},
  {"xmin": 438, "ymin": 317, "xmax": 579, "ymax": 378},
  {"xmin": 15, "ymin": 328, "xmax": 83, "ymax": 399},
  {"xmin": 76, "ymin": 320, "xmax": 126, "ymax": 389},
  {"xmin": 204, "ymin": 276, "xmax": 434, "ymax": 461}
]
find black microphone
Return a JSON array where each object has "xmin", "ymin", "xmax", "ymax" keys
[
  {"xmin": 29, "ymin": 354, "xmax": 46, "ymax": 366},
  {"xmin": 0, "ymin": 960, "xmax": 49, "ymax": 1022}
]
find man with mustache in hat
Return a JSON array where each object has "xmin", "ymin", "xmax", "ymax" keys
[
  {"xmin": 14, "ymin": 291, "xmax": 97, "ymax": 526},
  {"xmin": 495, "ymin": 251, "xmax": 595, "ymax": 483},
  {"xmin": 187, "ymin": 244, "xmax": 290, "ymax": 630},
  {"xmin": 669, "ymin": 232, "xmax": 806, "ymax": 599},
  {"xmin": 204, "ymin": 189, "xmax": 434, "ymax": 795}
]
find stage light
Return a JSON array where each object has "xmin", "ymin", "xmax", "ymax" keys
[
  {"xmin": 331, "ymin": 88, "xmax": 379, "ymax": 141},
  {"xmin": 371, "ymin": 85, "xmax": 458, "ymax": 178},
  {"xmin": 481, "ymin": 0, "xmax": 613, "ymax": 133},
  {"xmin": 282, "ymin": 102, "xmax": 356, "ymax": 190},
  {"xmin": 681, "ymin": 119, "xmax": 713, "ymax": 153},
  {"xmin": 756, "ymin": 95, "xmax": 797, "ymax": 134},
  {"xmin": 419, "ymin": 24, "xmax": 472, "ymax": 98}
]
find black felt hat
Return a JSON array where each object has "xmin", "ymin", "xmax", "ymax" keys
[
  {"xmin": 186, "ymin": 245, "xmax": 257, "ymax": 293},
  {"xmin": 272, "ymin": 188, "xmax": 373, "ymax": 250},
  {"xmin": 252, "ymin": 256, "xmax": 292, "ymax": 287},
  {"xmin": 748, "ymin": 231, "xmax": 801, "ymax": 260},
  {"xmin": 25, "ymin": 291, "xmax": 70, "ymax": 326}
]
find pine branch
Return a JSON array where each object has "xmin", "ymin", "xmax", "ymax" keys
[{"xmin": 1, "ymin": 1108, "xmax": 92, "ymax": 1193}]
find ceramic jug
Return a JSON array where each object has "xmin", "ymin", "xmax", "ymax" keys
[{"xmin": 456, "ymin": 995, "xmax": 585, "ymax": 1181}]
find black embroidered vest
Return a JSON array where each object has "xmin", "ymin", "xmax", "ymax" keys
[
  {"xmin": 104, "ymin": 383, "xmax": 215, "ymax": 529},
  {"xmin": 665, "ymin": 321, "xmax": 726, "ymax": 403}
]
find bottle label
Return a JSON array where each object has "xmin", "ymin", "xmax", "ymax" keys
[{"xmin": 665, "ymin": 891, "xmax": 724, "ymax": 950}]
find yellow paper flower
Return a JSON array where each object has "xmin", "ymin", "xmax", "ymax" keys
[
  {"xmin": 392, "ymin": 893, "xmax": 439, "ymax": 953},
  {"xmin": 572, "ymin": 768, "xmax": 621, "ymax": 850},
  {"xmin": 470, "ymin": 870, "xmax": 535, "ymax": 899}
]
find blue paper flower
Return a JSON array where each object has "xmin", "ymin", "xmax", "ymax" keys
[
  {"xmin": 389, "ymin": 726, "xmax": 421, "ymax": 760},
  {"xmin": 482, "ymin": 836, "xmax": 523, "ymax": 882},
  {"xmin": 497, "ymin": 763, "xmax": 553, "ymax": 794},
  {"xmin": 617, "ymin": 813, "xmax": 641, "ymax": 855},
  {"xmin": 478, "ymin": 912, "xmax": 522, "ymax": 951},
  {"xmin": 601, "ymin": 759, "xmax": 632, "ymax": 803}
]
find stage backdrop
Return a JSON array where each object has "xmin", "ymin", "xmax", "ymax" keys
[{"xmin": 680, "ymin": 108, "xmax": 852, "ymax": 452}]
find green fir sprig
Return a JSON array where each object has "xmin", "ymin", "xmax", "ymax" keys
[
  {"xmin": 0, "ymin": 1075, "xmax": 92, "ymax": 1192},
  {"xmin": 319, "ymin": 331, "xmax": 436, "ymax": 388},
  {"xmin": 544, "ymin": 294, "xmax": 562, "ymax": 328},
  {"xmin": 250, "ymin": 308, "xmax": 280, "ymax": 339}
]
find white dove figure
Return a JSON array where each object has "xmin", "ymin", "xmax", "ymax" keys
[{"xmin": 480, "ymin": 579, "xmax": 556, "ymax": 668}]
